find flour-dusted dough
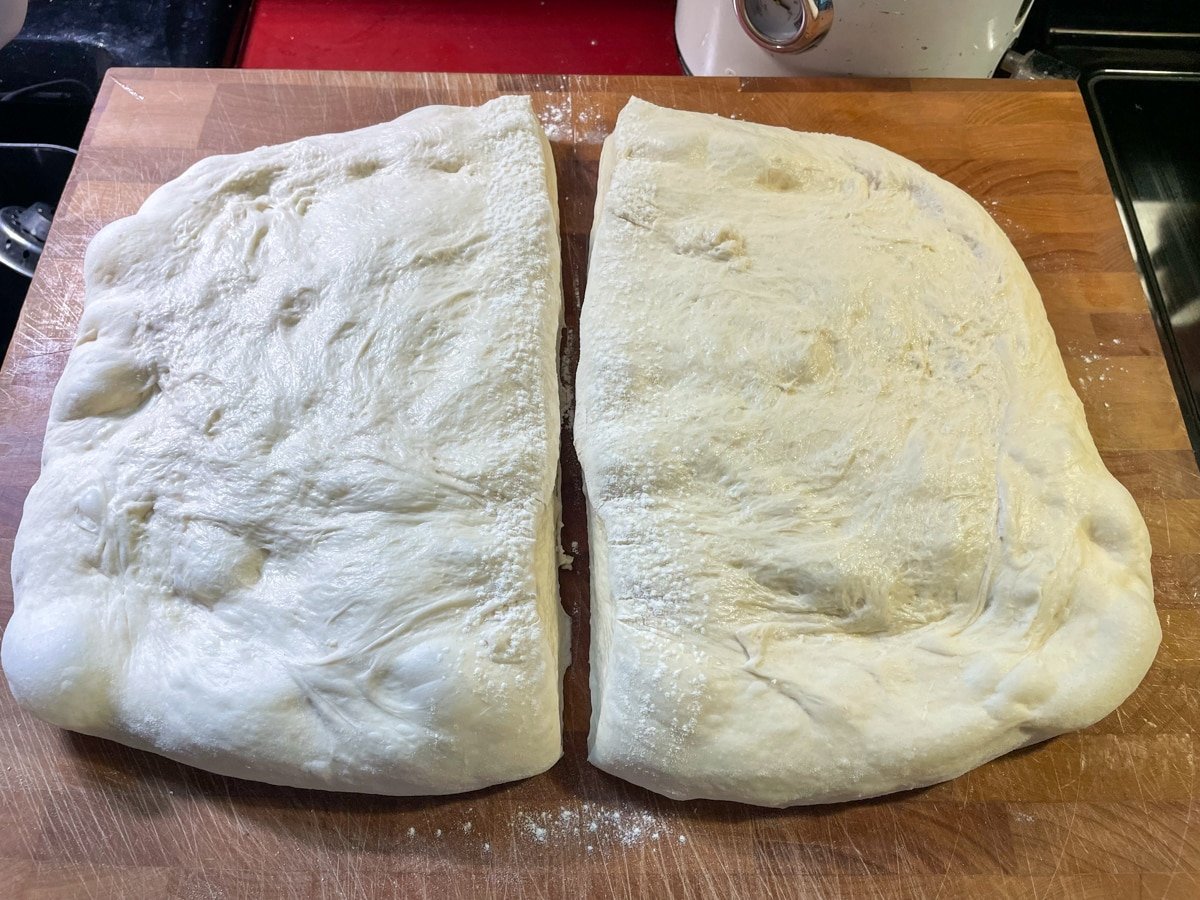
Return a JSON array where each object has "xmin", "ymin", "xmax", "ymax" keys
[
  {"xmin": 2, "ymin": 95, "xmax": 567, "ymax": 794},
  {"xmin": 576, "ymin": 98, "xmax": 1160, "ymax": 807}
]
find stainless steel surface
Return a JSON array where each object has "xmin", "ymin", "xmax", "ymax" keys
[
  {"xmin": 999, "ymin": 48, "xmax": 1081, "ymax": 80},
  {"xmin": 733, "ymin": 0, "xmax": 833, "ymax": 53},
  {"xmin": 0, "ymin": 201, "xmax": 49, "ymax": 277},
  {"xmin": 1086, "ymin": 72, "xmax": 1200, "ymax": 458}
]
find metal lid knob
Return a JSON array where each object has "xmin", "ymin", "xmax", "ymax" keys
[
  {"xmin": 734, "ymin": 0, "xmax": 834, "ymax": 54},
  {"xmin": 1, "ymin": 202, "xmax": 54, "ymax": 278}
]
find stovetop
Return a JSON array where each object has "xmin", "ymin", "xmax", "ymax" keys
[
  {"xmin": 1085, "ymin": 73, "xmax": 1200, "ymax": 456},
  {"xmin": 1018, "ymin": 1, "xmax": 1200, "ymax": 461}
]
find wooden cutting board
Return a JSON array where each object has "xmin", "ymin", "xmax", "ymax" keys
[{"xmin": 1, "ymin": 69, "xmax": 1198, "ymax": 899}]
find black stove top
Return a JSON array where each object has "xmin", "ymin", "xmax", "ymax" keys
[
  {"xmin": 1019, "ymin": 2, "xmax": 1200, "ymax": 460},
  {"xmin": 1086, "ymin": 73, "xmax": 1200, "ymax": 454}
]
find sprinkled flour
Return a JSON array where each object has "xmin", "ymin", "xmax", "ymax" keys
[
  {"xmin": 538, "ymin": 98, "xmax": 571, "ymax": 142},
  {"xmin": 514, "ymin": 805, "xmax": 679, "ymax": 848}
]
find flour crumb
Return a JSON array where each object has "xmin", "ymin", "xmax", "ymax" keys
[
  {"xmin": 407, "ymin": 827, "xmax": 416, "ymax": 838},
  {"xmin": 679, "ymin": 835, "xmax": 687, "ymax": 843},
  {"xmin": 538, "ymin": 100, "xmax": 571, "ymax": 142},
  {"xmin": 518, "ymin": 812, "xmax": 552, "ymax": 844},
  {"xmin": 462, "ymin": 821, "xmax": 473, "ymax": 833},
  {"xmin": 514, "ymin": 804, "xmax": 673, "ymax": 847}
]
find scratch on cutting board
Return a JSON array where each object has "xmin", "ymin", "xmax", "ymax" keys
[
  {"xmin": 112, "ymin": 78, "xmax": 145, "ymax": 102},
  {"xmin": 1162, "ymin": 773, "xmax": 1197, "ymax": 899},
  {"xmin": 1041, "ymin": 800, "xmax": 1079, "ymax": 900}
]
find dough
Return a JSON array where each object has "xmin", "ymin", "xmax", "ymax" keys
[
  {"xmin": 575, "ymin": 98, "xmax": 1160, "ymax": 807},
  {"xmin": 2, "ymin": 95, "xmax": 567, "ymax": 795}
]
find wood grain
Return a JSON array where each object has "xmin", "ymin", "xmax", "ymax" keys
[{"xmin": 0, "ymin": 69, "xmax": 1196, "ymax": 899}]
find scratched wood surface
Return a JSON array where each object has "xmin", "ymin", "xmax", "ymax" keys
[{"xmin": 1, "ymin": 69, "xmax": 1198, "ymax": 900}]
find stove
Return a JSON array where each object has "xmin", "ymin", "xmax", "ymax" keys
[
  {"xmin": 0, "ymin": 1, "xmax": 252, "ymax": 360},
  {"xmin": 1087, "ymin": 75, "xmax": 1200, "ymax": 455},
  {"xmin": 1018, "ymin": 2, "xmax": 1200, "ymax": 459}
]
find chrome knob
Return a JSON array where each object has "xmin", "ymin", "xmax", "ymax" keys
[{"xmin": 734, "ymin": 0, "xmax": 834, "ymax": 54}]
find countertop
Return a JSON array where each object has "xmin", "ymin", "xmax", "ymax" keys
[{"xmin": 2, "ymin": 69, "xmax": 1199, "ymax": 899}]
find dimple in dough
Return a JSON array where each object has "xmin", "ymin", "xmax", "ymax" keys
[
  {"xmin": 2, "ymin": 95, "xmax": 568, "ymax": 795},
  {"xmin": 575, "ymin": 98, "xmax": 1161, "ymax": 807}
]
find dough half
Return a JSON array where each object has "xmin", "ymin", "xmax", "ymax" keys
[
  {"xmin": 3, "ymin": 95, "xmax": 567, "ymax": 795},
  {"xmin": 575, "ymin": 97, "xmax": 1160, "ymax": 806}
]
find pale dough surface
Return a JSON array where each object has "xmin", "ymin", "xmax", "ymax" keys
[
  {"xmin": 3, "ymin": 95, "xmax": 567, "ymax": 795},
  {"xmin": 575, "ymin": 97, "xmax": 1161, "ymax": 807}
]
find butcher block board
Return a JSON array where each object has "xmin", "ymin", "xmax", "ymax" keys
[{"xmin": 2, "ymin": 69, "xmax": 1199, "ymax": 900}]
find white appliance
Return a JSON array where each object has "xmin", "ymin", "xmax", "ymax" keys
[
  {"xmin": 0, "ymin": 0, "xmax": 25, "ymax": 49},
  {"xmin": 677, "ymin": 0, "xmax": 1036, "ymax": 78}
]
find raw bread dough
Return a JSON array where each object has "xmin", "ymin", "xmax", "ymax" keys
[
  {"xmin": 575, "ymin": 98, "xmax": 1160, "ymax": 807},
  {"xmin": 2, "ymin": 95, "xmax": 568, "ymax": 795}
]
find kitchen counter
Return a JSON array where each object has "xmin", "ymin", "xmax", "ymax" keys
[{"xmin": 3, "ymin": 69, "xmax": 1199, "ymax": 898}]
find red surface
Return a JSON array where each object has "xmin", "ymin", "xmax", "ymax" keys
[{"xmin": 239, "ymin": 0, "xmax": 682, "ymax": 75}]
